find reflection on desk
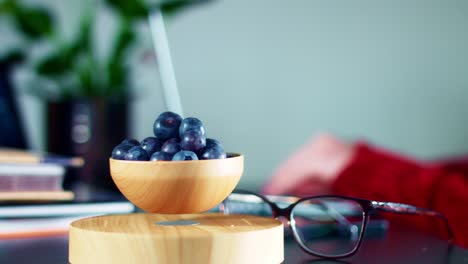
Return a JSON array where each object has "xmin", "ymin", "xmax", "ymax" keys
[{"xmin": 0, "ymin": 224, "xmax": 466, "ymax": 264}]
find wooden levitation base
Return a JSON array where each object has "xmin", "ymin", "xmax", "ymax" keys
[{"xmin": 69, "ymin": 213, "xmax": 284, "ymax": 264}]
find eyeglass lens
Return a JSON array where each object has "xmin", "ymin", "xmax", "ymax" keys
[{"xmin": 291, "ymin": 197, "xmax": 365, "ymax": 257}]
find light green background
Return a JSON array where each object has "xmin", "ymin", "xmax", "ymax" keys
[{"xmin": 9, "ymin": 0, "xmax": 468, "ymax": 189}]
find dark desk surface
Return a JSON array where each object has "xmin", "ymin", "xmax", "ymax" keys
[{"xmin": 0, "ymin": 225, "xmax": 467, "ymax": 264}]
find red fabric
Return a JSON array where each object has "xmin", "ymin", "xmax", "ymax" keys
[{"xmin": 330, "ymin": 143, "xmax": 468, "ymax": 248}]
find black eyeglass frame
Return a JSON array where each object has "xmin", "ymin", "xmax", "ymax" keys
[{"xmin": 228, "ymin": 190, "xmax": 453, "ymax": 259}]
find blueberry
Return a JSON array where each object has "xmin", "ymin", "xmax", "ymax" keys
[
  {"xmin": 150, "ymin": 151, "xmax": 173, "ymax": 161},
  {"xmin": 205, "ymin": 138, "xmax": 223, "ymax": 150},
  {"xmin": 199, "ymin": 147, "xmax": 226, "ymax": 160},
  {"xmin": 153, "ymin": 111, "xmax": 182, "ymax": 140},
  {"xmin": 180, "ymin": 130, "xmax": 206, "ymax": 152},
  {"xmin": 172, "ymin": 150, "xmax": 199, "ymax": 161},
  {"xmin": 140, "ymin": 137, "xmax": 162, "ymax": 156},
  {"xmin": 112, "ymin": 144, "xmax": 133, "ymax": 160},
  {"xmin": 161, "ymin": 138, "xmax": 181, "ymax": 154},
  {"xmin": 121, "ymin": 138, "xmax": 139, "ymax": 146},
  {"xmin": 179, "ymin": 117, "xmax": 205, "ymax": 137},
  {"xmin": 124, "ymin": 146, "xmax": 150, "ymax": 161}
]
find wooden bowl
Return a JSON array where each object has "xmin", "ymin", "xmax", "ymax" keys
[{"xmin": 109, "ymin": 154, "xmax": 243, "ymax": 213}]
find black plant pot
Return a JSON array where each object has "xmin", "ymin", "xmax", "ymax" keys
[{"xmin": 46, "ymin": 99, "xmax": 128, "ymax": 193}]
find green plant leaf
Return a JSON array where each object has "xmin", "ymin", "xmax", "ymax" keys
[
  {"xmin": 104, "ymin": 0, "xmax": 148, "ymax": 20},
  {"xmin": 69, "ymin": 14, "xmax": 93, "ymax": 55},
  {"xmin": 105, "ymin": 19, "xmax": 135, "ymax": 94},
  {"xmin": 107, "ymin": 61, "xmax": 127, "ymax": 95},
  {"xmin": 146, "ymin": 0, "xmax": 213, "ymax": 17},
  {"xmin": 36, "ymin": 51, "xmax": 71, "ymax": 75},
  {"xmin": 36, "ymin": 42, "xmax": 79, "ymax": 77},
  {"xmin": 161, "ymin": 0, "xmax": 208, "ymax": 16},
  {"xmin": 1, "ymin": 49, "xmax": 25, "ymax": 65},
  {"xmin": 0, "ymin": 0, "xmax": 16, "ymax": 14},
  {"xmin": 112, "ymin": 21, "xmax": 135, "ymax": 61},
  {"xmin": 78, "ymin": 62, "xmax": 93, "ymax": 96},
  {"xmin": 36, "ymin": 14, "xmax": 93, "ymax": 77},
  {"xmin": 14, "ymin": 6, "xmax": 54, "ymax": 39}
]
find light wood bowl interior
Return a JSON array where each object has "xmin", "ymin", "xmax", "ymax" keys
[{"xmin": 109, "ymin": 154, "xmax": 243, "ymax": 213}]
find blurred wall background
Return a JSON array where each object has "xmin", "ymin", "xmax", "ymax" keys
[{"xmin": 6, "ymin": 0, "xmax": 468, "ymax": 189}]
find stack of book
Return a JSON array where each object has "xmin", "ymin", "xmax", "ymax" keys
[
  {"xmin": 0, "ymin": 148, "xmax": 81, "ymax": 201},
  {"xmin": 0, "ymin": 201, "xmax": 135, "ymax": 238},
  {"xmin": 0, "ymin": 148, "xmax": 135, "ymax": 238}
]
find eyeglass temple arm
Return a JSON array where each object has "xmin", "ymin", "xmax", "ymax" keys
[{"xmin": 371, "ymin": 201, "xmax": 454, "ymax": 242}]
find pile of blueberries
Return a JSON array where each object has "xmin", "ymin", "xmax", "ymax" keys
[{"xmin": 111, "ymin": 111, "xmax": 226, "ymax": 161}]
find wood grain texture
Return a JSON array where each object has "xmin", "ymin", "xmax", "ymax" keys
[
  {"xmin": 69, "ymin": 213, "xmax": 283, "ymax": 264},
  {"xmin": 109, "ymin": 154, "xmax": 243, "ymax": 213},
  {"xmin": 0, "ymin": 191, "xmax": 74, "ymax": 202},
  {"xmin": 0, "ymin": 148, "xmax": 84, "ymax": 167},
  {"xmin": 0, "ymin": 149, "xmax": 40, "ymax": 163}
]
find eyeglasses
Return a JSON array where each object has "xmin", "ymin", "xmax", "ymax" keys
[{"xmin": 220, "ymin": 190, "xmax": 453, "ymax": 259}]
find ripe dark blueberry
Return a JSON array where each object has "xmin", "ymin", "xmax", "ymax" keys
[
  {"xmin": 179, "ymin": 117, "xmax": 205, "ymax": 137},
  {"xmin": 140, "ymin": 137, "xmax": 162, "ymax": 156},
  {"xmin": 199, "ymin": 147, "xmax": 226, "ymax": 160},
  {"xmin": 124, "ymin": 146, "xmax": 150, "ymax": 161},
  {"xmin": 112, "ymin": 144, "xmax": 133, "ymax": 160},
  {"xmin": 121, "ymin": 138, "xmax": 139, "ymax": 146},
  {"xmin": 150, "ymin": 151, "xmax": 173, "ymax": 161},
  {"xmin": 153, "ymin": 111, "xmax": 182, "ymax": 140},
  {"xmin": 161, "ymin": 138, "xmax": 181, "ymax": 155},
  {"xmin": 205, "ymin": 138, "xmax": 223, "ymax": 150},
  {"xmin": 172, "ymin": 150, "xmax": 198, "ymax": 161},
  {"xmin": 180, "ymin": 130, "xmax": 206, "ymax": 152}
]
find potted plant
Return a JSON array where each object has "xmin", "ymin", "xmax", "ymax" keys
[{"xmin": 0, "ymin": 0, "xmax": 212, "ymax": 193}]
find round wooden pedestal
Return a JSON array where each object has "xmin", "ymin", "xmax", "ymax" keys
[{"xmin": 69, "ymin": 213, "xmax": 284, "ymax": 264}]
